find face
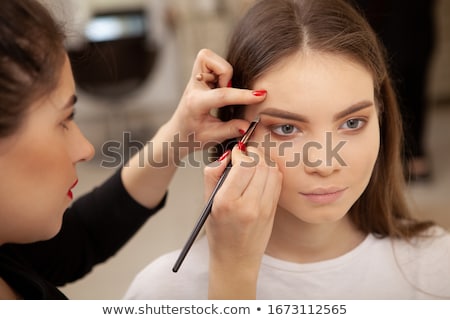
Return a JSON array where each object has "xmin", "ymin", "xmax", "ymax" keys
[
  {"xmin": 0, "ymin": 55, "xmax": 94, "ymax": 244},
  {"xmin": 245, "ymin": 52, "xmax": 379, "ymax": 226}
]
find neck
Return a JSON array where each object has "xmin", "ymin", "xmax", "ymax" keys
[{"xmin": 266, "ymin": 208, "xmax": 366, "ymax": 263}]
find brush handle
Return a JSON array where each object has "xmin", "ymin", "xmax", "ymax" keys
[{"xmin": 172, "ymin": 162, "xmax": 232, "ymax": 272}]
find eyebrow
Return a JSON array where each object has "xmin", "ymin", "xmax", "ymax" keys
[
  {"xmin": 259, "ymin": 100, "xmax": 374, "ymax": 123},
  {"xmin": 259, "ymin": 108, "xmax": 308, "ymax": 123},
  {"xmin": 332, "ymin": 100, "xmax": 373, "ymax": 121}
]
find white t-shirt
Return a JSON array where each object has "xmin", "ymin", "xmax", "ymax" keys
[{"xmin": 124, "ymin": 227, "xmax": 450, "ymax": 299}]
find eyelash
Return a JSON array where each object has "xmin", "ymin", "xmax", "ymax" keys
[
  {"xmin": 270, "ymin": 124, "xmax": 301, "ymax": 138},
  {"xmin": 61, "ymin": 112, "xmax": 75, "ymax": 130},
  {"xmin": 339, "ymin": 118, "xmax": 367, "ymax": 131},
  {"xmin": 268, "ymin": 117, "xmax": 367, "ymax": 138}
]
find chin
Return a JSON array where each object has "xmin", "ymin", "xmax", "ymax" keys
[
  {"xmin": 301, "ymin": 214, "xmax": 346, "ymax": 225},
  {"xmin": 293, "ymin": 206, "xmax": 350, "ymax": 225},
  {"xmin": 41, "ymin": 213, "xmax": 65, "ymax": 241}
]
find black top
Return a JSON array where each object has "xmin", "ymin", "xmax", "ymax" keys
[{"xmin": 0, "ymin": 169, "xmax": 166, "ymax": 299}]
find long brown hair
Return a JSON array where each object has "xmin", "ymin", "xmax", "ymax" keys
[
  {"xmin": 218, "ymin": 0, "xmax": 434, "ymax": 239},
  {"xmin": 0, "ymin": 0, "xmax": 65, "ymax": 137}
]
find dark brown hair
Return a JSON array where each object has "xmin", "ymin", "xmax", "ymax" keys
[
  {"xmin": 218, "ymin": 0, "xmax": 433, "ymax": 239},
  {"xmin": 0, "ymin": 0, "xmax": 66, "ymax": 137}
]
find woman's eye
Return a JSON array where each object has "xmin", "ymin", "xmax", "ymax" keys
[
  {"xmin": 61, "ymin": 112, "xmax": 75, "ymax": 130},
  {"xmin": 341, "ymin": 118, "xmax": 365, "ymax": 130},
  {"xmin": 271, "ymin": 124, "xmax": 299, "ymax": 136}
]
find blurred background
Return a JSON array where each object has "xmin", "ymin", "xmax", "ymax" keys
[{"xmin": 40, "ymin": 0, "xmax": 450, "ymax": 299}]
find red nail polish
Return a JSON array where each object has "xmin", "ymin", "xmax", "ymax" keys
[
  {"xmin": 252, "ymin": 89, "xmax": 267, "ymax": 97},
  {"xmin": 239, "ymin": 129, "xmax": 246, "ymax": 135},
  {"xmin": 227, "ymin": 80, "xmax": 232, "ymax": 88},
  {"xmin": 238, "ymin": 141, "xmax": 247, "ymax": 152},
  {"xmin": 218, "ymin": 150, "xmax": 231, "ymax": 162}
]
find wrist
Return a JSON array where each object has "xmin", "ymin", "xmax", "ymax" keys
[
  {"xmin": 150, "ymin": 122, "xmax": 195, "ymax": 166},
  {"xmin": 157, "ymin": 119, "xmax": 202, "ymax": 162},
  {"xmin": 208, "ymin": 258, "xmax": 261, "ymax": 299}
]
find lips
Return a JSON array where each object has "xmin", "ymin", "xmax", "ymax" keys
[
  {"xmin": 300, "ymin": 187, "xmax": 347, "ymax": 204},
  {"xmin": 67, "ymin": 179, "xmax": 78, "ymax": 200}
]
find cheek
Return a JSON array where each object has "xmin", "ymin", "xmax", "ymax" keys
[
  {"xmin": 268, "ymin": 142, "xmax": 302, "ymax": 190},
  {"xmin": 263, "ymin": 137, "xmax": 303, "ymax": 168},
  {"xmin": 21, "ymin": 139, "xmax": 70, "ymax": 185},
  {"xmin": 1, "ymin": 136, "xmax": 71, "ymax": 241},
  {"xmin": 341, "ymin": 128, "xmax": 380, "ymax": 181}
]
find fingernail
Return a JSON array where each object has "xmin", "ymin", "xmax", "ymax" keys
[
  {"xmin": 227, "ymin": 80, "xmax": 232, "ymax": 88},
  {"xmin": 238, "ymin": 141, "xmax": 247, "ymax": 152},
  {"xmin": 239, "ymin": 129, "xmax": 246, "ymax": 135},
  {"xmin": 252, "ymin": 89, "xmax": 267, "ymax": 97},
  {"xmin": 218, "ymin": 150, "xmax": 231, "ymax": 162}
]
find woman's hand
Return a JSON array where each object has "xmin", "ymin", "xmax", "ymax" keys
[
  {"xmin": 205, "ymin": 146, "xmax": 282, "ymax": 299},
  {"xmin": 164, "ymin": 49, "xmax": 267, "ymax": 155},
  {"xmin": 122, "ymin": 49, "xmax": 266, "ymax": 209}
]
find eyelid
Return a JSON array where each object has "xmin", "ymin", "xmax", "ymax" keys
[
  {"xmin": 269, "ymin": 123, "xmax": 302, "ymax": 137},
  {"xmin": 270, "ymin": 123, "xmax": 299, "ymax": 129},
  {"xmin": 60, "ymin": 110, "xmax": 75, "ymax": 130},
  {"xmin": 63, "ymin": 109, "xmax": 76, "ymax": 122},
  {"xmin": 67, "ymin": 111, "xmax": 75, "ymax": 121}
]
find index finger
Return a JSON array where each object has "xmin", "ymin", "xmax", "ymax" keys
[{"xmin": 191, "ymin": 49, "xmax": 233, "ymax": 88}]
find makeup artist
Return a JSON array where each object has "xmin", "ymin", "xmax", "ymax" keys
[{"xmin": 0, "ymin": 0, "xmax": 269, "ymax": 299}]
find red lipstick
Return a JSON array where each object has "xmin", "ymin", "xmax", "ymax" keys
[{"xmin": 67, "ymin": 179, "xmax": 78, "ymax": 200}]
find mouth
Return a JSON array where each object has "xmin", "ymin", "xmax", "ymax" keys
[
  {"xmin": 67, "ymin": 179, "xmax": 78, "ymax": 200},
  {"xmin": 300, "ymin": 187, "xmax": 348, "ymax": 204}
]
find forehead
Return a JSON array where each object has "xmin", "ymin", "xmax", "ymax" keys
[
  {"xmin": 249, "ymin": 51, "xmax": 374, "ymax": 116},
  {"xmin": 29, "ymin": 55, "xmax": 75, "ymax": 111}
]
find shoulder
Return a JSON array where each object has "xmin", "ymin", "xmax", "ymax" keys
[
  {"xmin": 123, "ymin": 236, "xmax": 209, "ymax": 299},
  {"xmin": 401, "ymin": 225, "xmax": 450, "ymax": 250},
  {"xmin": 392, "ymin": 226, "xmax": 450, "ymax": 263},
  {"xmin": 393, "ymin": 226, "xmax": 450, "ymax": 298}
]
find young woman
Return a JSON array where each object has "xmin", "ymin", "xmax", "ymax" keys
[
  {"xmin": 124, "ymin": 0, "xmax": 450, "ymax": 299},
  {"xmin": 0, "ymin": 0, "xmax": 270, "ymax": 299}
]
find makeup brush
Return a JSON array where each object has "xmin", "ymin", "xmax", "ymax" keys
[{"xmin": 172, "ymin": 117, "xmax": 260, "ymax": 272}]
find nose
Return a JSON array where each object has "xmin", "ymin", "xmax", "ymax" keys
[
  {"xmin": 71, "ymin": 125, "xmax": 95, "ymax": 163},
  {"xmin": 303, "ymin": 133, "xmax": 344, "ymax": 176}
]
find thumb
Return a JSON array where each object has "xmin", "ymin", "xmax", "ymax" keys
[{"xmin": 206, "ymin": 119, "xmax": 250, "ymax": 143}]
